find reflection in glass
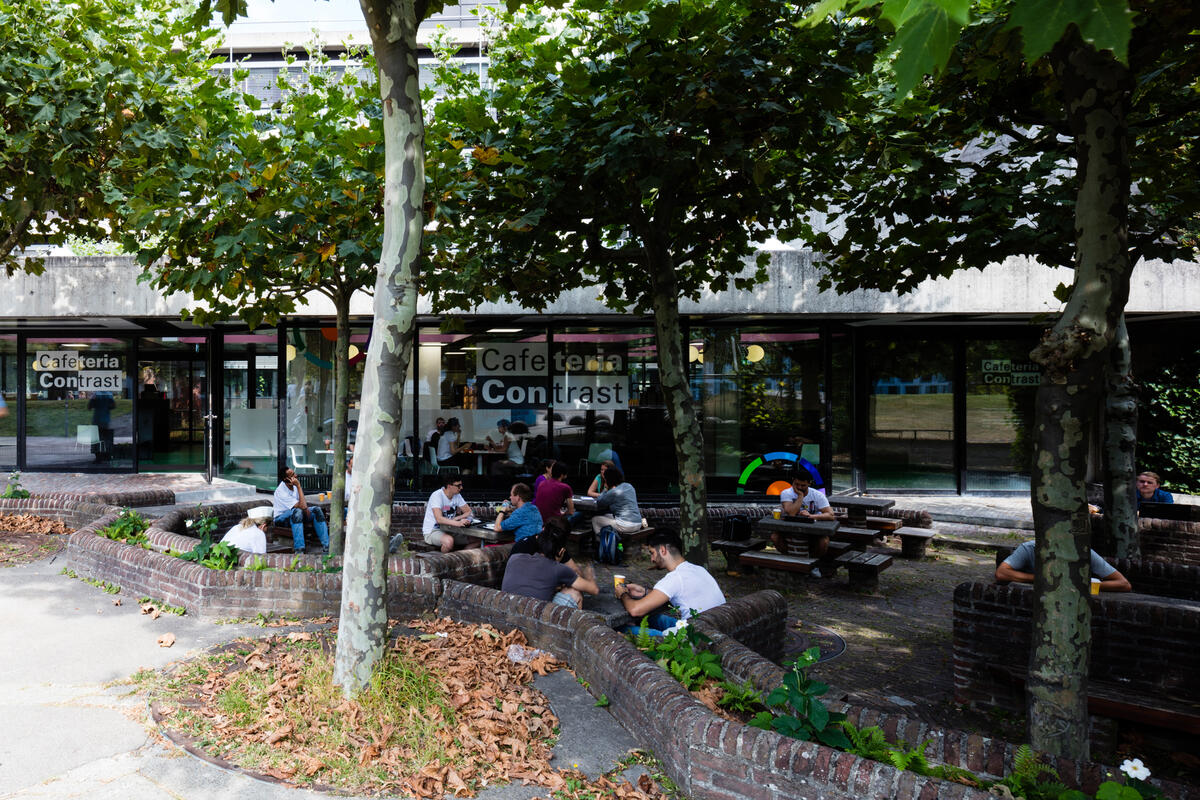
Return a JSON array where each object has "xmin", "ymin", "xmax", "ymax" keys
[
  {"xmin": 0, "ymin": 336, "xmax": 15, "ymax": 468},
  {"xmin": 25, "ymin": 338, "xmax": 133, "ymax": 469},
  {"xmin": 863, "ymin": 338, "xmax": 955, "ymax": 490},
  {"xmin": 690, "ymin": 327, "xmax": 824, "ymax": 498},
  {"xmin": 222, "ymin": 332, "xmax": 279, "ymax": 489},
  {"xmin": 137, "ymin": 337, "xmax": 207, "ymax": 471},
  {"xmin": 965, "ymin": 339, "xmax": 1038, "ymax": 491}
]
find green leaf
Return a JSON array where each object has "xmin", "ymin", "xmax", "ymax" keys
[
  {"xmin": 1095, "ymin": 782, "xmax": 1143, "ymax": 800},
  {"xmin": 889, "ymin": 5, "xmax": 963, "ymax": 98},
  {"xmin": 1007, "ymin": 0, "xmax": 1133, "ymax": 64}
]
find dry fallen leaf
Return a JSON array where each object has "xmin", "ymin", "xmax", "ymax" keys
[
  {"xmin": 112, "ymin": 598, "xmax": 122, "ymax": 606},
  {"xmin": 140, "ymin": 603, "xmax": 156, "ymax": 615},
  {"xmin": 157, "ymin": 633, "xmax": 176, "ymax": 648}
]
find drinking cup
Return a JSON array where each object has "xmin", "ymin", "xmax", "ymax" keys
[{"xmin": 1090, "ymin": 578, "xmax": 1100, "ymax": 595}]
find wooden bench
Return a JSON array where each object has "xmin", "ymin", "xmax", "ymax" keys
[
  {"xmin": 893, "ymin": 529, "xmax": 935, "ymax": 558},
  {"xmin": 832, "ymin": 526, "xmax": 879, "ymax": 551},
  {"xmin": 711, "ymin": 537, "xmax": 767, "ymax": 572},
  {"xmin": 835, "ymin": 551, "xmax": 893, "ymax": 591},
  {"xmin": 739, "ymin": 550, "xmax": 818, "ymax": 575}
]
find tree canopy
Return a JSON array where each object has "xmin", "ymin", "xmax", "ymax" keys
[
  {"xmin": 0, "ymin": 0, "xmax": 223, "ymax": 274},
  {"xmin": 425, "ymin": 0, "xmax": 874, "ymax": 556}
]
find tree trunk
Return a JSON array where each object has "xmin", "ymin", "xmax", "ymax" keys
[
  {"xmin": 1101, "ymin": 314, "xmax": 1138, "ymax": 558},
  {"xmin": 648, "ymin": 258, "xmax": 708, "ymax": 565},
  {"xmin": 328, "ymin": 291, "xmax": 351, "ymax": 556},
  {"xmin": 334, "ymin": 0, "xmax": 424, "ymax": 694},
  {"xmin": 1025, "ymin": 33, "xmax": 1133, "ymax": 760}
]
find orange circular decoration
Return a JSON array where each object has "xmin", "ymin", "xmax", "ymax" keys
[
  {"xmin": 766, "ymin": 480, "xmax": 792, "ymax": 496},
  {"xmin": 320, "ymin": 326, "xmax": 338, "ymax": 342}
]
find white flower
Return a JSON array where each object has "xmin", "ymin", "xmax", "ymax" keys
[{"xmin": 1120, "ymin": 758, "xmax": 1151, "ymax": 781}]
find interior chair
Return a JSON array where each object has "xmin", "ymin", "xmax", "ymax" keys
[
  {"xmin": 577, "ymin": 441, "xmax": 614, "ymax": 479},
  {"xmin": 287, "ymin": 445, "xmax": 319, "ymax": 474},
  {"xmin": 75, "ymin": 424, "xmax": 100, "ymax": 453}
]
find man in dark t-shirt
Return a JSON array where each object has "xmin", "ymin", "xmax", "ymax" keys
[
  {"xmin": 501, "ymin": 528, "xmax": 597, "ymax": 609},
  {"xmin": 532, "ymin": 461, "xmax": 579, "ymax": 525}
]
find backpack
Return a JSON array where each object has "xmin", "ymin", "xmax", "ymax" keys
[
  {"xmin": 596, "ymin": 525, "xmax": 620, "ymax": 565},
  {"xmin": 722, "ymin": 514, "xmax": 752, "ymax": 542}
]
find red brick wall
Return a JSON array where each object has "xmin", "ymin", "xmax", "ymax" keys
[{"xmin": 1139, "ymin": 516, "xmax": 1200, "ymax": 566}]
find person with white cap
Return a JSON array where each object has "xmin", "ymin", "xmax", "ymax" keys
[{"xmin": 219, "ymin": 506, "xmax": 274, "ymax": 555}]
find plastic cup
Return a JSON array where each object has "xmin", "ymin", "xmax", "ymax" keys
[
  {"xmin": 1090, "ymin": 578, "xmax": 1101, "ymax": 595},
  {"xmin": 772, "ymin": 509, "xmax": 781, "ymax": 519},
  {"xmin": 613, "ymin": 574, "xmax": 626, "ymax": 591}
]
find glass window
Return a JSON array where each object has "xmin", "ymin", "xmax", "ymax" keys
[
  {"xmin": 25, "ymin": 337, "xmax": 133, "ymax": 469},
  {"xmin": 829, "ymin": 331, "xmax": 853, "ymax": 492},
  {"xmin": 221, "ymin": 331, "xmax": 279, "ymax": 490},
  {"xmin": 555, "ymin": 326, "xmax": 671, "ymax": 495},
  {"xmin": 417, "ymin": 325, "xmax": 546, "ymax": 491},
  {"xmin": 965, "ymin": 339, "xmax": 1038, "ymax": 491},
  {"xmin": 0, "ymin": 336, "xmax": 16, "ymax": 469},
  {"xmin": 690, "ymin": 326, "xmax": 825, "ymax": 499},
  {"xmin": 863, "ymin": 338, "xmax": 956, "ymax": 490},
  {"xmin": 137, "ymin": 337, "xmax": 207, "ymax": 472},
  {"xmin": 284, "ymin": 325, "xmax": 378, "ymax": 480}
]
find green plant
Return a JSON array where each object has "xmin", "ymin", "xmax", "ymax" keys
[
  {"xmin": 632, "ymin": 620, "xmax": 724, "ymax": 691},
  {"xmin": 748, "ymin": 647, "xmax": 850, "ymax": 749},
  {"xmin": 245, "ymin": 555, "xmax": 271, "ymax": 571},
  {"xmin": 715, "ymin": 680, "xmax": 765, "ymax": 713},
  {"xmin": 594, "ymin": 694, "xmax": 610, "ymax": 708},
  {"xmin": 185, "ymin": 507, "xmax": 219, "ymax": 540},
  {"xmin": 177, "ymin": 533, "xmax": 239, "ymax": 570},
  {"xmin": 96, "ymin": 508, "xmax": 149, "ymax": 545},
  {"xmin": 989, "ymin": 744, "xmax": 1069, "ymax": 800},
  {"xmin": 1, "ymin": 470, "xmax": 30, "ymax": 499}
]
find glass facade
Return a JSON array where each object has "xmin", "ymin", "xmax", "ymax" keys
[
  {"xmin": 965, "ymin": 339, "xmax": 1039, "ymax": 492},
  {"xmin": 221, "ymin": 331, "xmax": 279, "ymax": 490}
]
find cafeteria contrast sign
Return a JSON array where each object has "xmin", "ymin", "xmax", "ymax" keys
[
  {"xmin": 34, "ymin": 351, "xmax": 124, "ymax": 391},
  {"xmin": 475, "ymin": 343, "xmax": 629, "ymax": 411}
]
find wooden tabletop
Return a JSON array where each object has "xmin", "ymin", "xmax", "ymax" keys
[{"xmin": 442, "ymin": 522, "xmax": 514, "ymax": 543}]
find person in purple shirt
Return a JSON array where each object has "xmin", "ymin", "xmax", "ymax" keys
[
  {"xmin": 533, "ymin": 461, "xmax": 580, "ymax": 526},
  {"xmin": 493, "ymin": 482, "xmax": 543, "ymax": 542}
]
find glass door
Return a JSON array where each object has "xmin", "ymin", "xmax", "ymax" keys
[
  {"xmin": 221, "ymin": 332, "xmax": 279, "ymax": 490},
  {"xmin": 863, "ymin": 338, "xmax": 956, "ymax": 490},
  {"xmin": 136, "ymin": 337, "xmax": 208, "ymax": 471}
]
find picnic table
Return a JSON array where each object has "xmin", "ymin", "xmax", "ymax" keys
[
  {"xmin": 440, "ymin": 521, "xmax": 514, "ymax": 544},
  {"xmin": 826, "ymin": 495, "xmax": 895, "ymax": 525},
  {"xmin": 755, "ymin": 516, "xmax": 840, "ymax": 558}
]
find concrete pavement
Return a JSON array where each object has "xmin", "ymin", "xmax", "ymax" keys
[{"xmin": 0, "ymin": 551, "xmax": 641, "ymax": 800}]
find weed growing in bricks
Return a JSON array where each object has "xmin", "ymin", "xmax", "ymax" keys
[
  {"xmin": 184, "ymin": 507, "xmax": 219, "ymax": 540},
  {"xmin": 749, "ymin": 646, "xmax": 851, "ymax": 749},
  {"xmin": 60, "ymin": 567, "xmax": 122, "ymax": 595},
  {"xmin": 1, "ymin": 470, "xmax": 30, "ymax": 498},
  {"xmin": 96, "ymin": 508, "xmax": 149, "ymax": 545}
]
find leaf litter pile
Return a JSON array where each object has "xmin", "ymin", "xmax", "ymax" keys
[
  {"xmin": 150, "ymin": 617, "xmax": 669, "ymax": 800},
  {"xmin": 0, "ymin": 513, "xmax": 72, "ymax": 566}
]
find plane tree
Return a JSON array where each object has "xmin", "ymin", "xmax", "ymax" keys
[
  {"xmin": 115, "ymin": 51, "xmax": 382, "ymax": 554},
  {"xmin": 806, "ymin": 0, "xmax": 1200, "ymax": 758},
  {"xmin": 0, "ymin": 0, "xmax": 223, "ymax": 274},
  {"xmin": 423, "ymin": 0, "xmax": 874, "ymax": 562}
]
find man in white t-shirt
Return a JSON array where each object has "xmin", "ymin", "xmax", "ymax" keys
[
  {"xmin": 779, "ymin": 474, "xmax": 835, "ymax": 520},
  {"xmin": 272, "ymin": 468, "xmax": 329, "ymax": 553},
  {"xmin": 615, "ymin": 528, "xmax": 725, "ymax": 635},
  {"xmin": 419, "ymin": 475, "xmax": 474, "ymax": 553}
]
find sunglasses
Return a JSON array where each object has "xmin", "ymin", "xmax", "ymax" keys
[{"xmin": 450, "ymin": 482, "xmax": 463, "ymax": 488}]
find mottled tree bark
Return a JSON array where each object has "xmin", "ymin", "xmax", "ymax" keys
[
  {"xmin": 328, "ymin": 291, "xmax": 351, "ymax": 555},
  {"xmin": 648, "ymin": 258, "xmax": 709, "ymax": 565},
  {"xmin": 1026, "ymin": 34, "xmax": 1133, "ymax": 760},
  {"xmin": 333, "ymin": 0, "xmax": 424, "ymax": 694},
  {"xmin": 1101, "ymin": 314, "xmax": 1138, "ymax": 558}
]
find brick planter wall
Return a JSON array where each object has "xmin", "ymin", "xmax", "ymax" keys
[
  {"xmin": 0, "ymin": 497, "xmax": 119, "ymax": 529},
  {"xmin": 1139, "ymin": 516, "xmax": 1200, "ymax": 566},
  {"xmin": 58, "ymin": 499, "xmax": 1195, "ymax": 800},
  {"xmin": 953, "ymin": 580, "xmax": 1200, "ymax": 744}
]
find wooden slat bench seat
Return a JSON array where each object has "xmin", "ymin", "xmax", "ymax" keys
[
  {"xmin": 859, "ymin": 515, "xmax": 904, "ymax": 532},
  {"xmin": 711, "ymin": 537, "xmax": 767, "ymax": 572},
  {"xmin": 835, "ymin": 551, "xmax": 893, "ymax": 591},
  {"xmin": 622, "ymin": 526, "xmax": 655, "ymax": 545},
  {"xmin": 832, "ymin": 526, "xmax": 879, "ymax": 550},
  {"xmin": 739, "ymin": 551, "xmax": 818, "ymax": 574}
]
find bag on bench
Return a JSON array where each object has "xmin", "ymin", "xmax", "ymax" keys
[
  {"xmin": 597, "ymin": 525, "xmax": 620, "ymax": 564},
  {"xmin": 722, "ymin": 514, "xmax": 752, "ymax": 541}
]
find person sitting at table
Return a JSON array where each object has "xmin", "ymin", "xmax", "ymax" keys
[
  {"xmin": 533, "ymin": 461, "xmax": 582, "ymax": 528},
  {"xmin": 487, "ymin": 418, "xmax": 526, "ymax": 475},
  {"xmin": 995, "ymin": 540, "xmax": 1132, "ymax": 592},
  {"xmin": 592, "ymin": 467, "xmax": 646, "ymax": 538},
  {"xmin": 272, "ymin": 467, "xmax": 329, "ymax": 554},
  {"xmin": 494, "ymin": 482, "xmax": 543, "ymax": 543},
  {"xmin": 219, "ymin": 506, "xmax": 274, "ymax": 555},
  {"xmin": 436, "ymin": 417, "xmax": 473, "ymax": 471},
  {"xmin": 615, "ymin": 528, "xmax": 726, "ymax": 635},
  {"xmin": 1136, "ymin": 471, "xmax": 1174, "ymax": 510},
  {"xmin": 422, "ymin": 475, "xmax": 475, "ymax": 553},
  {"xmin": 426, "ymin": 417, "xmax": 445, "ymax": 444},
  {"xmin": 502, "ymin": 526, "xmax": 598, "ymax": 609},
  {"xmin": 534, "ymin": 459, "xmax": 555, "ymax": 492},
  {"xmin": 586, "ymin": 460, "xmax": 615, "ymax": 499},
  {"xmin": 772, "ymin": 474, "xmax": 835, "ymax": 553}
]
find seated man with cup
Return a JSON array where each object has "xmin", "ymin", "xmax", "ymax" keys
[
  {"xmin": 615, "ymin": 528, "xmax": 725, "ymax": 635},
  {"xmin": 995, "ymin": 540, "xmax": 1131, "ymax": 592},
  {"xmin": 421, "ymin": 475, "xmax": 476, "ymax": 553}
]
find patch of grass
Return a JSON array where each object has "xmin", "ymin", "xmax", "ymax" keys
[
  {"xmin": 152, "ymin": 636, "xmax": 461, "ymax": 790},
  {"xmin": 60, "ymin": 567, "xmax": 122, "ymax": 595},
  {"xmin": 619, "ymin": 750, "xmax": 685, "ymax": 799},
  {"xmin": 139, "ymin": 596, "xmax": 186, "ymax": 616}
]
